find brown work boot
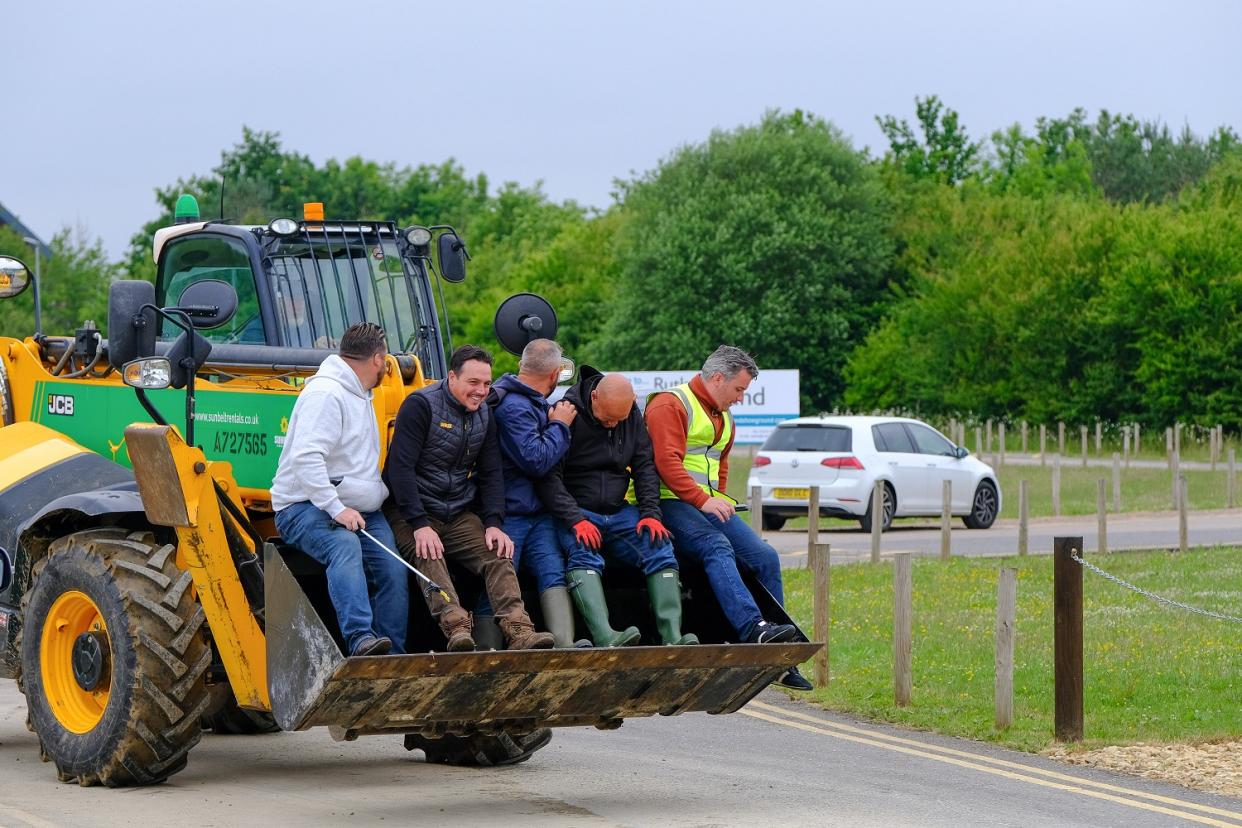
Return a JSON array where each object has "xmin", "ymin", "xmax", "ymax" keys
[
  {"xmin": 500, "ymin": 618, "xmax": 554, "ymax": 650},
  {"xmin": 440, "ymin": 606, "xmax": 476, "ymax": 652}
]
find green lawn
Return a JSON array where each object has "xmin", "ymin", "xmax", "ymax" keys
[
  {"xmin": 726, "ymin": 452, "xmax": 1238, "ymax": 523},
  {"xmin": 779, "ymin": 547, "xmax": 1242, "ymax": 752}
]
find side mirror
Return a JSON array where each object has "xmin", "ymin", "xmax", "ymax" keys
[
  {"xmin": 954, "ymin": 446, "xmax": 969, "ymax": 459},
  {"xmin": 171, "ymin": 279, "xmax": 238, "ymax": 329},
  {"xmin": 437, "ymin": 232, "xmax": 468, "ymax": 283},
  {"xmin": 493, "ymin": 292, "xmax": 559, "ymax": 355},
  {"xmin": 166, "ymin": 330, "xmax": 213, "ymax": 390},
  {"xmin": 0, "ymin": 256, "xmax": 32, "ymax": 299},
  {"xmin": 122, "ymin": 357, "xmax": 172, "ymax": 390},
  {"xmin": 108, "ymin": 281, "xmax": 158, "ymax": 369}
]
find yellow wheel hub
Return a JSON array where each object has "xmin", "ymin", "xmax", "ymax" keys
[{"xmin": 40, "ymin": 590, "xmax": 110, "ymax": 733}]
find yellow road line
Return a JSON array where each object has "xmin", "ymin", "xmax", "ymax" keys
[
  {"xmin": 740, "ymin": 707, "xmax": 1242, "ymax": 827},
  {"xmin": 749, "ymin": 699, "xmax": 1242, "ymax": 822}
]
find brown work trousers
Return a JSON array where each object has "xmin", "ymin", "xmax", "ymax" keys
[{"xmin": 385, "ymin": 508, "xmax": 532, "ymax": 634}]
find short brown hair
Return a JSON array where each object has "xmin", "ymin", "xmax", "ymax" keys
[
  {"xmin": 339, "ymin": 322, "xmax": 387, "ymax": 360},
  {"xmin": 449, "ymin": 344, "xmax": 493, "ymax": 374}
]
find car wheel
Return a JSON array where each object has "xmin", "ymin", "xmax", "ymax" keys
[
  {"xmin": 858, "ymin": 483, "xmax": 895, "ymax": 533},
  {"xmin": 963, "ymin": 480, "xmax": 999, "ymax": 529},
  {"xmin": 761, "ymin": 514, "xmax": 787, "ymax": 531}
]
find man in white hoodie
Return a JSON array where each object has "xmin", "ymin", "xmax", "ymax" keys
[{"xmin": 271, "ymin": 323, "xmax": 409, "ymax": 656}]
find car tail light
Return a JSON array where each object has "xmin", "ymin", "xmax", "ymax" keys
[
  {"xmin": 753, "ymin": 455, "xmax": 772, "ymax": 467},
  {"xmin": 822, "ymin": 456, "xmax": 864, "ymax": 470}
]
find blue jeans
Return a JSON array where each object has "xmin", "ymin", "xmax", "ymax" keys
[
  {"xmin": 275, "ymin": 501, "xmax": 409, "ymax": 654},
  {"xmin": 476, "ymin": 513, "xmax": 568, "ymax": 615},
  {"xmin": 557, "ymin": 505, "xmax": 678, "ymax": 575},
  {"xmin": 660, "ymin": 498, "xmax": 784, "ymax": 640}
]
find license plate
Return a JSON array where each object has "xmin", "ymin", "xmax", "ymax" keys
[{"xmin": 773, "ymin": 488, "xmax": 810, "ymax": 499}]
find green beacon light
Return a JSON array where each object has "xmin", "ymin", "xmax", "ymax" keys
[{"xmin": 174, "ymin": 194, "xmax": 201, "ymax": 225}]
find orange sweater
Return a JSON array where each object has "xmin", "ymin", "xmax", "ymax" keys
[{"xmin": 645, "ymin": 375, "xmax": 734, "ymax": 508}]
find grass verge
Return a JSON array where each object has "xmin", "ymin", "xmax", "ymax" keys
[{"xmin": 779, "ymin": 546, "xmax": 1242, "ymax": 752}]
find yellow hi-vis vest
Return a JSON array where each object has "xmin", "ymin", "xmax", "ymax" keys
[{"xmin": 651, "ymin": 383, "xmax": 734, "ymax": 501}]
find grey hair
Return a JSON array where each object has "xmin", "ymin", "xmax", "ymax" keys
[
  {"xmin": 700, "ymin": 345, "xmax": 759, "ymax": 382},
  {"xmin": 519, "ymin": 338, "xmax": 564, "ymax": 375}
]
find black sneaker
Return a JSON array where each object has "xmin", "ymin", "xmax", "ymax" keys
[
  {"xmin": 775, "ymin": 666, "xmax": 813, "ymax": 691},
  {"xmin": 351, "ymin": 635, "xmax": 392, "ymax": 657},
  {"xmin": 747, "ymin": 621, "xmax": 797, "ymax": 644}
]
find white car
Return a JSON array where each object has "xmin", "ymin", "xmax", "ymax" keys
[{"xmin": 746, "ymin": 416, "xmax": 1001, "ymax": 532}]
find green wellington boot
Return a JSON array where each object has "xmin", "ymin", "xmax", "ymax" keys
[
  {"xmin": 647, "ymin": 569, "xmax": 700, "ymax": 645},
  {"xmin": 567, "ymin": 570, "xmax": 640, "ymax": 647},
  {"xmin": 539, "ymin": 586, "xmax": 592, "ymax": 648}
]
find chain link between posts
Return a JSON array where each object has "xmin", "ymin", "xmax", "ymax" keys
[{"xmin": 1070, "ymin": 551, "xmax": 1242, "ymax": 624}]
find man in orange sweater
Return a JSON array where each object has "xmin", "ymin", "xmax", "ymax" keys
[{"xmin": 645, "ymin": 345, "xmax": 811, "ymax": 690}]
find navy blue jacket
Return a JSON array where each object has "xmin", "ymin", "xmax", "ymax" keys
[{"xmin": 492, "ymin": 374, "xmax": 572, "ymax": 517}]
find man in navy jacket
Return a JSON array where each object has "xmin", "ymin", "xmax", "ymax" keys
[{"xmin": 490, "ymin": 339, "xmax": 581, "ymax": 646}]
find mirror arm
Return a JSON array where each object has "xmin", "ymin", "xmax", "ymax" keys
[{"xmin": 134, "ymin": 388, "xmax": 170, "ymax": 427}]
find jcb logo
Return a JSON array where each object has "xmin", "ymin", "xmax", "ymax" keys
[{"xmin": 48, "ymin": 394, "xmax": 75, "ymax": 416}]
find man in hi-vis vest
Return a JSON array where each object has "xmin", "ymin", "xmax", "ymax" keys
[{"xmin": 646, "ymin": 345, "xmax": 813, "ymax": 691}]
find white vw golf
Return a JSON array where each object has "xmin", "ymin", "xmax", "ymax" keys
[{"xmin": 746, "ymin": 416, "xmax": 1001, "ymax": 532}]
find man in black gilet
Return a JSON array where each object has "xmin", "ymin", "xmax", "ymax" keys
[{"xmin": 383, "ymin": 345, "xmax": 554, "ymax": 651}]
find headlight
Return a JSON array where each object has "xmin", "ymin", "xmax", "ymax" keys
[
  {"xmin": 405, "ymin": 226, "xmax": 432, "ymax": 246},
  {"xmin": 122, "ymin": 357, "xmax": 172, "ymax": 390},
  {"xmin": 557, "ymin": 357, "xmax": 575, "ymax": 384},
  {"xmin": 268, "ymin": 217, "xmax": 300, "ymax": 236}
]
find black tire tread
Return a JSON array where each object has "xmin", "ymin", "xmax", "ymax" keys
[{"xmin": 19, "ymin": 527, "xmax": 211, "ymax": 787}]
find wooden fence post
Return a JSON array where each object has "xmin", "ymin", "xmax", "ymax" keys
[
  {"xmin": 807, "ymin": 485, "xmax": 820, "ymax": 566},
  {"xmin": 1179, "ymin": 475, "xmax": 1188, "ymax": 554},
  {"xmin": 1229, "ymin": 448, "xmax": 1237, "ymax": 510},
  {"xmin": 986, "ymin": 419, "xmax": 993, "ymax": 455},
  {"xmin": 1018, "ymin": 480, "xmax": 1029, "ymax": 556},
  {"xmin": 1097, "ymin": 479, "xmax": 1108, "ymax": 556},
  {"xmin": 811, "ymin": 543, "xmax": 830, "ymax": 688},
  {"xmin": 1080, "ymin": 425, "xmax": 1088, "ymax": 468},
  {"xmin": 1111, "ymin": 452, "xmax": 1121, "ymax": 512},
  {"xmin": 999, "ymin": 422, "xmax": 1006, "ymax": 467},
  {"xmin": 870, "ymin": 481, "xmax": 883, "ymax": 564},
  {"xmin": 1170, "ymin": 451, "xmax": 1181, "ymax": 510},
  {"xmin": 1058, "ymin": 421, "xmax": 1066, "ymax": 456},
  {"xmin": 1095, "ymin": 421, "xmax": 1102, "ymax": 456},
  {"xmin": 1166, "ymin": 427, "xmax": 1173, "ymax": 463},
  {"xmin": 995, "ymin": 567, "xmax": 1017, "ymax": 730},
  {"xmin": 1134, "ymin": 422, "xmax": 1141, "ymax": 456},
  {"xmin": 1122, "ymin": 427, "xmax": 1131, "ymax": 469},
  {"xmin": 1054, "ymin": 536, "xmax": 1084, "ymax": 742},
  {"xmin": 940, "ymin": 479, "xmax": 951, "ymax": 560},
  {"xmin": 1175, "ymin": 422, "xmax": 1182, "ymax": 457},
  {"xmin": 1021, "ymin": 421, "xmax": 1028, "ymax": 454},
  {"xmin": 1052, "ymin": 454, "xmax": 1062, "ymax": 517},
  {"xmin": 1040, "ymin": 424, "xmax": 1047, "ymax": 467},
  {"xmin": 750, "ymin": 485, "xmax": 762, "ymax": 534},
  {"xmin": 975, "ymin": 426, "xmax": 983, "ymax": 455},
  {"xmin": 893, "ymin": 552, "xmax": 912, "ymax": 707},
  {"xmin": 1210, "ymin": 427, "xmax": 1218, "ymax": 472}
]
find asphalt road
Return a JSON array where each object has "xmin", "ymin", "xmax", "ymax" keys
[
  {"xmin": 765, "ymin": 508, "xmax": 1242, "ymax": 567},
  {"xmin": 0, "ymin": 683, "xmax": 1238, "ymax": 827}
]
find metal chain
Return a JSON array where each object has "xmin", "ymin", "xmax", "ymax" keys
[{"xmin": 1070, "ymin": 551, "xmax": 1242, "ymax": 624}]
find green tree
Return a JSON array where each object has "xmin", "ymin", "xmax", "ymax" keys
[
  {"xmin": 598, "ymin": 110, "xmax": 894, "ymax": 410},
  {"xmin": 1, "ymin": 227, "xmax": 118, "ymax": 338},
  {"xmin": 877, "ymin": 96, "xmax": 982, "ymax": 185}
]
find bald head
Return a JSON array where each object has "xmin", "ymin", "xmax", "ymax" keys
[{"xmin": 591, "ymin": 374, "xmax": 635, "ymax": 428}]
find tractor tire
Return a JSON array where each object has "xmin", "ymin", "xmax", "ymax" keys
[
  {"xmin": 201, "ymin": 685, "xmax": 281, "ymax": 735},
  {"xmin": 404, "ymin": 728, "xmax": 553, "ymax": 766},
  {"xmin": 19, "ymin": 527, "xmax": 211, "ymax": 786}
]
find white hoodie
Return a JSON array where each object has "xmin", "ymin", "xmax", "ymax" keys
[{"xmin": 270, "ymin": 354, "xmax": 388, "ymax": 517}]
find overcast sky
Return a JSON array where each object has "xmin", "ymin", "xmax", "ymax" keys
[{"xmin": 7, "ymin": 0, "xmax": 1240, "ymax": 262}]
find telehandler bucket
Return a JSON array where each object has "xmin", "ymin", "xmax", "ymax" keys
[{"xmin": 265, "ymin": 544, "xmax": 818, "ymax": 736}]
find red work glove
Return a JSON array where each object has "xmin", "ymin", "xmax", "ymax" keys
[
  {"xmin": 573, "ymin": 519, "xmax": 602, "ymax": 550},
  {"xmin": 637, "ymin": 517, "xmax": 672, "ymax": 544}
]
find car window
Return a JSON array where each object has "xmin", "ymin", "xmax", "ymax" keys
[
  {"xmin": 907, "ymin": 423, "xmax": 955, "ymax": 456},
  {"xmin": 762, "ymin": 425, "xmax": 852, "ymax": 452},
  {"xmin": 872, "ymin": 423, "xmax": 916, "ymax": 453}
]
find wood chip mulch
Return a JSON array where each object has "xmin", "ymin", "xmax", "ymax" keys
[{"xmin": 1044, "ymin": 741, "xmax": 1242, "ymax": 800}]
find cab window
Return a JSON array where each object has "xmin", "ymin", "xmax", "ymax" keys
[{"xmin": 159, "ymin": 236, "xmax": 262, "ymax": 343}]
